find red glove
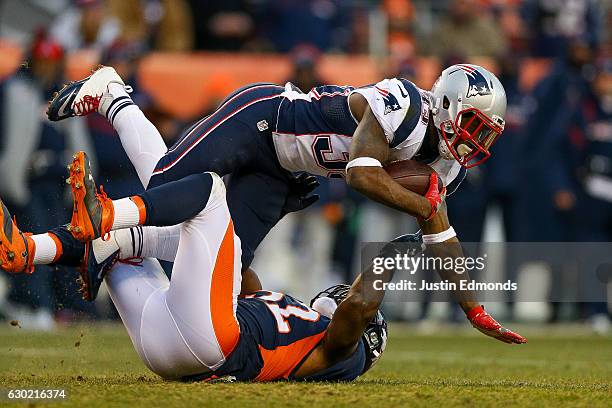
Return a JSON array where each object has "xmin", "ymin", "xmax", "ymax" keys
[
  {"xmin": 467, "ymin": 305, "xmax": 527, "ymax": 344},
  {"xmin": 424, "ymin": 173, "xmax": 446, "ymax": 221}
]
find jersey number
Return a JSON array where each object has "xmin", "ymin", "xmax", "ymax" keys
[
  {"xmin": 312, "ymin": 136, "xmax": 349, "ymax": 178},
  {"xmin": 252, "ymin": 291, "xmax": 320, "ymax": 333}
]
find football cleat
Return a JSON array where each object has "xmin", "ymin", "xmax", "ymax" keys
[
  {"xmin": 78, "ymin": 240, "xmax": 118, "ymax": 302},
  {"xmin": 0, "ymin": 200, "xmax": 35, "ymax": 274},
  {"xmin": 67, "ymin": 151, "xmax": 114, "ymax": 242},
  {"xmin": 47, "ymin": 66, "xmax": 128, "ymax": 121}
]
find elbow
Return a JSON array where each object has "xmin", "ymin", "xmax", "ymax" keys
[{"xmin": 346, "ymin": 167, "xmax": 372, "ymax": 191}]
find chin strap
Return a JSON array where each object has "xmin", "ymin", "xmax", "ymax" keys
[{"xmin": 437, "ymin": 127, "xmax": 455, "ymax": 160}]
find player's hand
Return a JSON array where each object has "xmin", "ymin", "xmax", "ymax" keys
[
  {"xmin": 281, "ymin": 173, "xmax": 320, "ymax": 216},
  {"xmin": 467, "ymin": 305, "xmax": 527, "ymax": 344},
  {"xmin": 424, "ymin": 173, "xmax": 446, "ymax": 221}
]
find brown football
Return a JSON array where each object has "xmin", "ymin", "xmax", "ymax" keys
[{"xmin": 383, "ymin": 160, "xmax": 442, "ymax": 196}]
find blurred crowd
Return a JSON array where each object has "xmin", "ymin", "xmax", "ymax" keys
[{"xmin": 0, "ymin": 0, "xmax": 610, "ymax": 331}]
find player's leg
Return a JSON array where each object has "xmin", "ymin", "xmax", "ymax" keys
[
  {"xmin": 146, "ymin": 83, "xmax": 284, "ymax": 188},
  {"xmin": 105, "ymin": 90, "xmax": 167, "ymax": 188},
  {"xmin": 105, "ymin": 173, "xmax": 241, "ymax": 377},
  {"xmin": 102, "ymin": 258, "xmax": 170, "ymax": 372},
  {"xmin": 225, "ymin": 170, "xmax": 291, "ymax": 269},
  {"xmin": 47, "ymin": 67, "xmax": 167, "ymax": 188},
  {"xmin": 104, "ymin": 257, "xmax": 221, "ymax": 378},
  {"xmin": 48, "ymin": 69, "xmax": 283, "ymax": 190},
  {"xmin": 163, "ymin": 172, "xmax": 242, "ymax": 369}
]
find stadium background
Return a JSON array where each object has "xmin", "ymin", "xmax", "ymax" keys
[{"xmin": 0, "ymin": 0, "xmax": 610, "ymax": 335}]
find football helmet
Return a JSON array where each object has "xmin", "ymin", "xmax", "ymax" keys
[
  {"xmin": 430, "ymin": 64, "xmax": 507, "ymax": 168},
  {"xmin": 310, "ymin": 284, "xmax": 387, "ymax": 374}
]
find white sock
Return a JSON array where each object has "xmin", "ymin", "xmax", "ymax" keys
[
  {"xmin": 140, "ymin": 225, "xmax": 180, "ymax": 261},
  {"xmin": 111, "ymin": 104, "xmax": 167, "ymax": 188},
  {"xmin": 31, "ymin": 234, "xmax": 59, "ymax": 264},
  {"xmin": 112, "ymin": 198, "xmax": 141, "ymax": 230},
  {"xmin": 108, "ymin": 82, "xmax": 130, "ymax": 100},
  {"xmin": 114, "ymin": 226, "xmax": 180, "ymax": 262}
]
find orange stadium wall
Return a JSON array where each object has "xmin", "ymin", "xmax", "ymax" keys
[{"xmin": 0, "ymin": 40, "xmax": 552, "ymax": 120}]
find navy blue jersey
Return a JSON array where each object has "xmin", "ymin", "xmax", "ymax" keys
[
  {"xmin": 270, "ymin": 79, "xmax": 461, "ymax": 185},
  {"xmin": 209, "ymin": 291, "xmax": 365, "ymax": 382}
]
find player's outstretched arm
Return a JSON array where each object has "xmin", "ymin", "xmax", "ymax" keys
[
  {"xmin": 418, "ymin": 208, "xmax": 527, "ymax": 344},
  {"xmin": 296, "ymin": 248, "xmax": 396, "ymax": 377},
  {"xmin": 346, "ymin": 103, "xmax": 434, "ymax": 220}
]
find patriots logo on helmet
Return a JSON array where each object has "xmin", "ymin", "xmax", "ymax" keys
[
  {"xmin": 376, "ymin": 86, "xmax": 402, "ymax": 115},
  {"xmin": 453, "ymin": 65, "xmax": 492, "ymax": 98}
]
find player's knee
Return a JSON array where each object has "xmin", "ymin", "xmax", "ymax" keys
[{"xmin": 202, "ymin": 172, "xmax": 227, "ymax": 209}]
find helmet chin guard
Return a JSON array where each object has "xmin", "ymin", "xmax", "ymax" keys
[
  {"xmin": 439, "ymin": 107, "xmax": 504, "ymax": 168},
  {"xmin": 431, "ymin": 64, "xmax": 507, "ymax": 168}
]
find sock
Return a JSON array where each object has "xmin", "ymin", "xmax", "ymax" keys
[
  {"xmin": 48, "ymin": 225, "xmax": 85, "ymax": 267},
  {"xmin": 113, "ymin": 226, "xmax": 180, "ymax": 262},
  {"xmin": 111, "ymin": 197, "xmax": 146, "ymax": 230},
  {"xmin": 109, "ymin": 97, "xmax": 167, "ymax": 188},
  {"xmin": 31, "ymin": 233, "xmax": 62, "ymax": 264},
  {"xmin": 109, "ymin": 82, "xmax": 130, "ymax": 100}
]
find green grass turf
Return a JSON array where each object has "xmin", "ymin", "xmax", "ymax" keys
[{"xmin": 0, "ymin": 323, "xmax": 610, "ymax": 407}]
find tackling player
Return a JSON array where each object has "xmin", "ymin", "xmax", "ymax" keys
[{"xmin": 2, "ymin": 152, "xmax": 391, "ymax": 380}]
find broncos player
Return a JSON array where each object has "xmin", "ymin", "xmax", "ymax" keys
[
  {"xmin": 2, "ymin": 152, "xmax": 390, "ymax": 380},
  {"xmin": 22, "ymin": 63, "xmax": 524, "ymax": 345}
]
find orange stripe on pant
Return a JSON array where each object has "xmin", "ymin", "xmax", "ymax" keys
[{"xmin": 210, "ymin": 219, "xmax": 240, "ymax": 357}]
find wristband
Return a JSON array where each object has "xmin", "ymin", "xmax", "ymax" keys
[
  {"xmin": 346, "ymin": 157, "xmax": 383, "ymax": 171},
  {"xmin": 422, "ymin": 226, "xmax": 456, "ymax": 244}
]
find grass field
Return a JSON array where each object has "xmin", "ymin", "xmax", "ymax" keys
[{"xmin": 0, "ymin": 323, "xmax": 610, "ymax": 407}]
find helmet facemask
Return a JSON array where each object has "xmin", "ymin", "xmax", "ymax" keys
[
  {"xmin": 430, "ymin": 64, "xmax": 507, "ymax": 168},
  {"xmin": 439, "ymin": 107, "xmax": 504, "ymax": 168}
]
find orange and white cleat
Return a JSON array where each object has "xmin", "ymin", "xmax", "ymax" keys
[
  {"xmin": 66, "ymin": 151, "xmax": 114, "ymax": 242},
  {"xmin": 0, "ymin": 200, "xmax": 34, "ymax": 274}
]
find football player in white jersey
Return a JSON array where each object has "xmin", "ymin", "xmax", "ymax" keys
[{"xmin": 36, "ymin": 63, "xmax": 525, "ymax": 344}]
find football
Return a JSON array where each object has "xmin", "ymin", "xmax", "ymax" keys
[{"xmin": 384, "ymin": 159, "xmax": 442, "ymax": 196}]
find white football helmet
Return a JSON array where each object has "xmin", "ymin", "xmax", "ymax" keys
[{"xmin": 430, "ymin": 64, "xmax": 507, "ymax": 168}]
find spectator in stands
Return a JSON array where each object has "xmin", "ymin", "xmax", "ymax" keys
[
  {"xmin": 0, "ymin": 32, "xmax": 95, "ymax": 329},
  {"xmin": 50, "ymin": 0, "xmax": 119, "ymax": 51},
  {"xmin": 511, "ymin": 37, "xmax": 598, "ymax": 323},
  {"xmin": 286, "ymin": 45, "xmax": 325, "ymax": 92},
  {"xmin": 262, "ymin": 0, "xmax": 350, "ymax": 53},
  {"xmin": 521, "ymin": 0, "xmax": 601, "ymax": 58},
  {"xmin": 384, "ymin": 0, "xmax": 416, "ymax": 59},
  {"xmin": 109, "ymin": 0, "xmax": 194, "ymax": 51},
  {"xmin": 423, "ymin": 0, "xmax": 507, "ymax": 59},
  {"xmin": 516, "ymin": 36, "xmax": 597, "ymax": 242},
  {"xmin": 187, "ymin": 0, "xmax": 258, "ymax": 51},
  {"xmin": 547, "ymin": 59, "xmax": 612, "ymax": 332}
]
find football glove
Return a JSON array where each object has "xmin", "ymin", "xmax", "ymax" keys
[
  {"xmin": 467, "ymin": 305, "xmax": 527, "ymax": 344},
  {"xmin": 424, "ymin": 173, "xmax": 446, "ymax": 221},
  {"xmin": 280, "ymin": 173, "xmax": 320, "ymax": 217}
]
